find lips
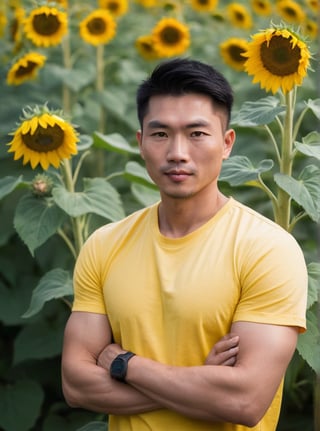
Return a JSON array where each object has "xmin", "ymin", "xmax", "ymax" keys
[{"xmin": 165, "ymin": 169, "xmax": 192, "ymax": 182}]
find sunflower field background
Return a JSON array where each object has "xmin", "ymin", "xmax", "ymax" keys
[{"xmin": 0, "ymin": 0, "xmax": 319, "ymax": 430}]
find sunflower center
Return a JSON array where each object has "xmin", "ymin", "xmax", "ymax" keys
[
  {"xmin": 260, "ymin": 35, "xmax": 301, "ymax": 76},
  {"xmin": 16, "ymin": 61, "xmax": 37, "ymax": 77},
  {"xmin": 160, "ymin": 26, "xmax": 182, "ymax": 44},
  {"xmin": 33, "ymin": 13, "xmax": 61, "ymax": 35},
  {"xmin": 197, "ymin": 0, "xmax": 210, "ymax": 4},
  {"xmin": 107, "ymin": 2, "xmax": 120, "ymax": 12},
  {"xmin": 87, "ymin": 17, "xmax": 106, "ymax": 35},
  {"xmin": 235, "ymin": 11, "xmax": 245, "ymax": 22},
  {"xmin": 283, "ymin": 6, "xmax": 297, "ymax": 18},
  {"xmin": 229, "ymin": 45, "xmax": 246, "ymax": 63},
  {"xmin": 257, "ymin": 0, "xmax": 266, "ymax": 9},
  {"xmin": 22, "ymin": 124, "xmax": 64, "ymax": 152}
]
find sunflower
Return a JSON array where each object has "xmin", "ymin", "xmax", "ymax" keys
[
  {"xmin": 24, "ymin": 6, "xmax": 68, "ymax": 47},
  {"xmin": 7, "ymin": 106, "xmax": 78, "ymax": 170},
  {"xmin": 135, "ymin": 34, "xmax": 160, "ymax": 60},
  {"xmin": 220, "ymin": 38, "xmax": 248, "ymax": 71},
  {"xmin": 226, "ymin": 3, "xmax": 252, "ymax": 29},
  {"xmin": 10, "ymin": 7, "xmax": 25, "ymax": 44},
  {"xmin": 79, "ymin": 9, "xmax": 116, "ymax": 46},
  {"xmin": 7, "ymin": 52, "xmax": 46, "ymax": 85},
  {"xmin": 135, "ymin": 0, "xmax": 157, "ymax": 7},
  {"xmin": 250, "ymin": 0, "xmax": 273, "ymax": 16},
  {"xmin": 302, "ymin": 19, "xmax": 318, "ymax": 40},
  {"xmin": 151, "ymin": 17, "xmax": 190, "ymax": 57},
  {"xmin": 243, "ymin": 27, "xmax": 311, "ymax": 94},
  {"xmin": 0, "ymin": 9, "xmax": 7, "ymax": 37},
  {"xmin": 98, "ymin": 0, "xmax": 128, "ymax": 17},
  {"xmin": 304, "ymin": 0, "xmax": 319, "ymax": 14},
  {"xmin": 276, "ymin": 0, "xmax": 305, "ymax": 24},
  {"xmin": 159, "ymin": 0, "xmax": 182, "ymax": 13},
  {"xmin": 190, "ymin": 0, "xmax": 218, "ymax": 13}
]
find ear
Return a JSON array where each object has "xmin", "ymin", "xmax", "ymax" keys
[
  {"xmin": 223, "ymin": 128, "xmax": 235, "ymax": 160},
  {"xmin": 136, "ymin": 130, "xmax": 145, "ymax": 160}
]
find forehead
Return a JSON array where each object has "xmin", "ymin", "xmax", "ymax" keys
[{"xmin": 144, "ymin": 94, "xmax": 225, "ymax": 128}]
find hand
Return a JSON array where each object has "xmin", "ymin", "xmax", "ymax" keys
[
  {"xmin": 97, "ymin": 343, "xmax": 125, "ymax": 371},
  {"xmin": 205, "ymin": 334, "xmax": 239, "ymax": 366}
]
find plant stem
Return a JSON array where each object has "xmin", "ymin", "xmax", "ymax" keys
[
  {"xmin": 96, "ymin": 43, "xmax": 106, "ymax": 176},
  {"xmin": 62, "ymin": 36, "xmax": 72, "ymax": 116},
  {"xmin": 274, "ymin": 90, "xmax": 295, "ymax": 230},
  {"xmin": 96, "ymin": 43, "xmax": 105, "ymax": 133},
  {"xmin": 61, "ymin": 159, "xmax": 84, "ymax": 256}
]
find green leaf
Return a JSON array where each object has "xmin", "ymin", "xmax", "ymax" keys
[
  {"xmin": 0, "ymin": 175, "xmax": 24, "ymax": 200},
  {"xmin": 78, "ymin": 134, "xmax": 94, "ymax": 151},
  {"xmin": 76, "ymin": 422, "xmax": 107, "ymax": 431},
  {"xmin": 0, "ymin": 380, "xmax": 44, "ymax": 431},
  {"xmin": 93, "ymin": 132, "xmax": 140, "ymax": 155},
  {"xmin": 295, "ymin": 131, "xmax": 320, "ymax": 160},
  {"xmin": 274, "ymin": 165, "xmax": 320, "ymax": 223},
  {"xmin": 23, "ymin": 269, "xmax": 73, "ymax": 318},
  {"xmin": 14, "ymin": 195, "xmax": 66, "ymax": 256},
  {"xmin": 305, "ymin": 98, "xmax": 320, "ymax": 120},
  {"xmin": 231, "ymin": 96, "xmax": 285, "ymax": 127},
  {"xmin": 124, "ymin": 161, "xmax": 158, "ymax": 189},
  {"xmin": 307, "ymin": 262, "xmax": 320, "ymax": 309},
  {"xmin": 297, "ymin": 307, "xmax": 320, "ymax": 374},
  {"xmin": 46, "ymin": 64, "xmax": 96, "ymax": 92},
  {"xmin": 14, "ymin": 317, "xmax": 66, "ymax": 363},
  {"xmin": 94, "ymin": 87, "xmax": 128, "ymax": 117},
  {"xmin": 0, "ymin": 279, "xmax": 34, "ymax": 325},
  {"xmin": 219, "ymin": 156, "xmax": 274, "ymax": 186},
  {"xmin": 52, "ymin": 178, "xmax": 125, "ymax": 221},
  {"xmin": 131, "ymin": 183, "xmax": 160, "ymax": 207}
]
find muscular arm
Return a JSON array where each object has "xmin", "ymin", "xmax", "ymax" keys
[
  {"xmin": 62, "ymin": 311, "xmax": 239, "ymax": 415},
  {"xmin": 99, "ymin": 322, "xmax": 298, "ymax": 426},
  {"xmin": 61, "ymin": 311, "xmax": 161, "ymax": 414}
]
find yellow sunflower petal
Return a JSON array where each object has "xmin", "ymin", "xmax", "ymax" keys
[
  {"xmin": 24, "ymin": 6, "xmax": 68, "ymax": 47},
  {"xmin": 151, "ymin": 17, "xmax": 190, "ymax": 58},
  {"xmin": 8, "ymin": 109, "xmax": 79, "ymax": 170},
  {"xmin": 243, "ymin": 27, "xmax": 311, "ymax": 94},
  {"xmin": 79, "ymin": 9, "xmax": 116, "ymax": 46}
]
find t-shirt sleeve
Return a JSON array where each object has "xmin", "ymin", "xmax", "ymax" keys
[
  {"xmin": 233, "ymin": 229, "xmax": 308, "ymax": 332},
  {"xmin": 72, "ymin": 228, "xmax": 107, "ymax": 314}
]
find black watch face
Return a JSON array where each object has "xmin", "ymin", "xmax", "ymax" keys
[{"xmin": 111, "ymin": 358, "xmax": 125, "ymax": 380}]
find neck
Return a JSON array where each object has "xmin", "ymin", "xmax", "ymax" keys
[{"xmin": 158, "ymin": 192, "xmax": 229, "ymax": 238}]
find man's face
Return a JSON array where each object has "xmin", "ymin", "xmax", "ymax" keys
[{"xmin": 137, "ymin": 93, "xmax": 235, "ymax": 201}]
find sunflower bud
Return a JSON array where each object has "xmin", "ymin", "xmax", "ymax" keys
[{"xmin": 31, "ymin": 174, "xmax": 53, "ymax": 197}]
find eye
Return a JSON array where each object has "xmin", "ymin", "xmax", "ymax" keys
[
  {"xmin": 151, "ymin": 131, "xmax": 167, "ymax": 138},
  {"xmin": 190, "ymin": 131, "xmax": 208, "ymax": 137}
]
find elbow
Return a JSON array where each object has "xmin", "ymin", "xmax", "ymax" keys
[
  {"xmin": 62, "ymin": 380, "xmax": 82, "ymax": 409},
  {"xmin": 236, "ymin": 395, "xmax": 268, "ymax": 427}
]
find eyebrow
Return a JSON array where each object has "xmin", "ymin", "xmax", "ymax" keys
[{"xmin": 146, "ymin": 119, "xmax": 211, "ymax": 129}]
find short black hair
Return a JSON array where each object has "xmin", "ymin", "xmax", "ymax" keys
[{"xmin": 136, "ymin": 57, "xmax": 233, "ymax": 129}]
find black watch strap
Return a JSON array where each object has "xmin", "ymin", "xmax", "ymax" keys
[{"xmin": 110, "ymin": 351, "xmax": 136, "ymax": 382}]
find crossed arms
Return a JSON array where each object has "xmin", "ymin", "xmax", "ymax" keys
[{"xmin": 61, "ymin": 311, "xmax": 298, "ymax": 427}]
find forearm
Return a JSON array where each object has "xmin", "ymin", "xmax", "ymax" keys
[
  {"xmin": 126, "ymin": 355, "xmax": 251, "ymax": 424},
  {"xmin": 62, "ymin": 359, "xmax": 161, "ymax": 415}
]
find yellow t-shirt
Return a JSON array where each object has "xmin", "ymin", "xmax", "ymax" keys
[{"xmin": 73, "ymin": 198, "xmax": 308, "ymax": 431}]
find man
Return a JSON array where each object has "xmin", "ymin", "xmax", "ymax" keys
[{"xmin": 61, "ymin": 58, "xmax": 308, "ymax": 430}]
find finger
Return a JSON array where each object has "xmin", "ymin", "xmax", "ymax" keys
[
  {"xmin": 205, "ymin": 345, "xmax": 239, "ymax": 366},
  {"xmin": 212, "ymin": 336, "xmax": 239, "ymax": 354},
  {"xmin": 222, "ymin": 355, "xmax": 237, "ymax": 366}
]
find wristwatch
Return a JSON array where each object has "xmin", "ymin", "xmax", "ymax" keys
[{"xmin": 110, "ymin": 351, "xmax": 136, "ymax": 382}]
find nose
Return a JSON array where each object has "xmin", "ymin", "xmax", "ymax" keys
[{"xmin": 167, "ymin": 135, "xmax": 190, "ymax": 163}]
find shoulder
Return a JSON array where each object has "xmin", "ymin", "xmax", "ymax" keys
[
  {"xmin": 87, "ymin": 203, "xmax": 157, "ymax": 246},
  {"xmin": 226, "ymin": 198, "xmax": 306, "ymax": 264},
  {"xmin": 228, "ymin": 198, "xmax": 298, "ymax": 240}
]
